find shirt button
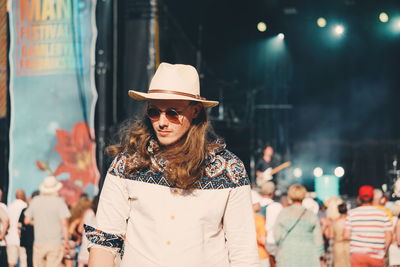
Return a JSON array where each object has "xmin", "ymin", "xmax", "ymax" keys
[
  {"xmin": 170, "ymin": 215, "xmax": 175, "ymax": 220},
  {"xmin": 166, "ymin": 241, "xmax": 171, "ymax": 245}
]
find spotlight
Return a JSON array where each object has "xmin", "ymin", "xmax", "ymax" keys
[
  {"xmin": 379, "ymin": 12, "xmax": 389, "ymax": 23},
  {"xmin": 257, "ymin": 22, "xmax": 267, "ymax": 32},
  {"xmin": 317, "ymin": 17, "xmax": 327, "ymax": 28},
  {"xmin": 277, "ymin": 33, "xmax": 285, "ymax": 40},
  {"xmin": 293, "ymin": 168, "xmax": 302, "ymax": 178},
  {"xmin": 333, "ymin": 25, "xmax": 345, "ymax": 36},
  {"xmin": 334, "ymin": 167, "xmax": 345, "ymax": 177},
  {"xmin": 394, "ymin": 18, "xmax": 400, "ymax": 31},
  {"xmin": 313, "ymin": 167, "xmax": 323, "ymax": 178}
]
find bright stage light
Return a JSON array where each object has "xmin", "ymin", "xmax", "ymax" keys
[
  {"xmin": 379, "ymin": 12, "xmax": 389, "ymax": 23},
  {"xmin": 333, "ymin": 25, "xmax": 345, "ymax": 36},
  {"xmin": 293, "ymin": 168, "xmax": 302, "ymax": 178},
  {"xmin": 317, "ymin": 17, "xmax": 327, "ymax": 28},
  {"xmin": 257, "ymin": 22, "xmax": 267, "ymax": 32},
  {"xmin": 277, "ymin": 33, "xmax": 285, "ymax": 40},
  {"xmin": 313, "ymin": 167, "xmax": 323, "ymax": 178},
  {"xmin": 393, "ymin": 18, "xmax": 400, "ymax": 31},
  {"xmin": 334, "ymin": 167, "xmax": 345, "ymax": 177}
]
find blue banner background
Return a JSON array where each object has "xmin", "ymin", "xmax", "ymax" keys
[{"xmin": 8, "ymin": 0, "xmax": 99, "ymax": 203}]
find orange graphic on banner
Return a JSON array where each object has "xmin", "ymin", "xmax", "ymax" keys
[{"xmin": 0, "ymin": 0, "xmax": 7, "ymax": 117}]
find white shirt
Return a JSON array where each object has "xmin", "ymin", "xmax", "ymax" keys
[
  {"xmin": 87, "ymin": 150, "xmax": 260, "ymax": 267},
  {"xmin": 260, "ymin": 198, "xmax": 282, "ymax": 244},
  {"xmin": 6, "ymin": 199, "xmax": 27, "ymax": 246}
]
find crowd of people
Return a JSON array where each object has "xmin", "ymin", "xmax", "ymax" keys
[
  {"xmin": 0, "ymin": 176, "xmax": 98, "ymax": 267},
  {"xmin": 251, "ymin": 181, "xmax": 400, "ymax": 267}
]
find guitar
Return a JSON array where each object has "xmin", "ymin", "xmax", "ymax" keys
[{"xmin": 256, "ymin": 161, "xmax": 291, "ymax": 186}]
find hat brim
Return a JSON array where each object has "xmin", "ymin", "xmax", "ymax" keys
[
  {"xmin": 128, "ymin": 90, "xmax": 219, "ymax": 108},
  {"xmin": 39, "ymin": 181, "xmax": 62, "ymax": 194}
]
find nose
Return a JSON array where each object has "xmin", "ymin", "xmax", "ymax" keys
[{"xmin": 158, "ymin": 112, "xmax": 169, "ymax": 128}]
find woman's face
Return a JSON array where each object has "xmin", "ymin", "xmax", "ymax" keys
[{"xmin": 148, "ymin": 100, "xmax": 201, "ymax": 146}]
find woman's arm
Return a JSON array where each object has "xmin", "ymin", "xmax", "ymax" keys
[{"xmin": 223, "ymin": 185, "xmax": 259, "ymax": 267}]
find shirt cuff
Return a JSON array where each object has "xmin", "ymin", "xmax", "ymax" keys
[{"xmin": 84, "ymin": 224, "xmax": 125, "ymax": 258}]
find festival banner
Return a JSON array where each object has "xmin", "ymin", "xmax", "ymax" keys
[{"xmin": 8, "ymin": 0, "xmax": 99, "ymax": 205}]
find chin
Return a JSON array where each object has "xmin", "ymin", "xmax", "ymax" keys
[{"xmin": 157, "ymin": 136, "xmax": 177, "ymax": 146}]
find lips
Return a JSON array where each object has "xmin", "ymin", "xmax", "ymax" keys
[{"xmin": 158, "ymin": 130, "xmax": 171, "ymax": 137}]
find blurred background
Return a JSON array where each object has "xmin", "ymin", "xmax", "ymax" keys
[{"xmin": 0, "ymin": 0, "xmax": 399, "ymax": 202}]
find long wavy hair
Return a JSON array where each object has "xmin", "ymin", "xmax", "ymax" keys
[{"xmin": 107, "ymin": 101, "xmax": 222, "ymax": 190}]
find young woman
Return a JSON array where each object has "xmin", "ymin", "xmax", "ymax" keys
[
  {"xmin": 85, "ymin": 63, "xmax": 259, "ymax": 267},
  {"xmin": 273, "ymin": 184, "xmax": 324, "ymax": 267}
]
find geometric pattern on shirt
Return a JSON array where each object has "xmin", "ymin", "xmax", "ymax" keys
[
  {"xmin": 84, "ymin": 224, "xmax": 124, "ymax": 257},
  {"xmin": 108, "ymin": 149, "xmax": 250, "ymax": 190}
]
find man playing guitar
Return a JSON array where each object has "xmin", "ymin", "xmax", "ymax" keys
[{"xmin": 256, "ymin": 146, "xmax": 290, "ymax": 186}]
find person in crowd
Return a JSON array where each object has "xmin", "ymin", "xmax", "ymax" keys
[
  {"xmin": 273, "ymin": 184, "xmax": 324, "ymax": 267},
  {"xmin": 373, "ymin": 188, "xmax": 393, "ymax": 222},
  {"xmin": 388, "ymin": 202, "xmax": 400, "ymax": 267},
  {"xmin": 24, "ymin": 176, "xmax": 71, "ymax": 267},
  {"xmin": 259, "ymin": 181, "xmax": 282, "ymax": 267},
  {"xmin": 256, "ymin": 146, "xmax": 280, "ymax": 185},
  {"xmin": 251, "ymin": 190, "xmax": 270, "ymax": 267},
  {"xmin": 63, "ymin": 196, "xmax": 93, "ymax": 267},
  {"xmin": 321, "ymin": 196, "xmax": 343, "ymax": 267},
  {"xmin": 279, "ymin": 194, "xmax": 290, "ymax": 208},
  {"xmin": 77, "ymin": 195, "xmax": 99, "ymax": 267},
  {"xmin": 332, "ymin": 203, "xmax": 350, "ymax": 267},
  {"xmin": 344, "ymin": 185, "xmax": 392, "ymax": 267},
  {"xmin": 0, "ymin": 201, "xmax": 9, "ymax": 266},
  {"xmin": 6, "ymin": 189, "xmax": 28, "ymax": 267},
  {"xmin": 19, "ymin": 190, "xmax": 40, "ymax": 267},
  {"xmin": 85, "ymin": 63, "xmax": 259, "ymax": 267}
]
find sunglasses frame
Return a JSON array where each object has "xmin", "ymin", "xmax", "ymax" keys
[{"xmin": 146, "ymin": 105, "xmax": 191, "ymax": 123}]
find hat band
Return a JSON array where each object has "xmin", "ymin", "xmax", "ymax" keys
[{"xmin": 148, "ymin": 89, "xmax": 206, "ymax": 100}]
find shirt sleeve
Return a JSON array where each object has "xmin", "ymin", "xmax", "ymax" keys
[
  {"xmin": 0, "ymin": 206, "xmax": 8, "ymax": 221},
  {"xmin": 255, "ymin": 159, "xmax": 263, "ymax": 172},
  {"xmin": 383, "ymin": 213, "xmax": 392, "ymax": 232},
  {"xmin": 59, "ymin": 200, "xmax": 71, "ymax": 219},
  {"xmin": 85, "ymin": 155, "xmax": 130, "ymax": 258},
  {"xmin": 24, "ymin": 202, "xmax": 33, "ymax": 219},
  {"xmin": 223, "ymin": 185, "xmax": 260, "ymax": 267},
  {"xmin": 273, "ymin": 210, "xmax": 284, "ymax": 245}
]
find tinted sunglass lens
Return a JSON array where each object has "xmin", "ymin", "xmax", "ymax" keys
[
  {"xmin": 165, "ymin": 109, "xmax": 180, "ymax": 120},
  {"xmin": 147, "ymin": 108, "xmax": 160, "ymax": 119}
]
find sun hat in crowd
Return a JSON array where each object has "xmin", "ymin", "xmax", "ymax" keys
[
  {"xmin": 39, "ymin": 176, "xmax": 62, "ymax": 194},
  {"xmin": 128, "ymin": 62, "xmax": 219, "ymax": 108},
  {"xmin": 358, "ymin": 185, "xmax": 374, "ymax": 200},
  {"xmin": 259, "ymin": 181, "xmax": 276, "ymax": 196}
]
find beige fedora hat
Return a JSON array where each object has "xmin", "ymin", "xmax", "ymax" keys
[{"xmin": 128, "ymin": 62, "xmax": 219, "ymax": 108}]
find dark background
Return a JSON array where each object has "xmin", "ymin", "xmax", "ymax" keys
[
  {"xmin": 1, "ymin": 0, "xmax": 399, "ymax": 200},
  {"xmin": 158, "ymin": 0, "xmax": 400, "ymax": 196}
]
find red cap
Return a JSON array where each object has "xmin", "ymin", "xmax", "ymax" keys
[{"xmin": 358, "ymin": 185, "xmax": 374, "ymax": 200}]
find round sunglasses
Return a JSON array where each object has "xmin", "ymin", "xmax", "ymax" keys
[{"xmin": 146, "ymin": 105, "xmax": 190, "ymax": 123}]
